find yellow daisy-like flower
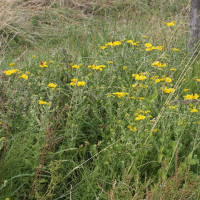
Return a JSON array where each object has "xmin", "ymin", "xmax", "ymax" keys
[
  {"xmin": 77, "ymin": 81, "xmax": 85, "ymax": 86},
  {"xmin": 38, "ymin": 100, "xmax": 47, "ymax": 105},
  {"xmin": 145, "ymin": 43, "xmax": 152, "ymax": 48},
  {"xmin": 49, "ymin": 60, "xmax": 53, "ymax": 63},
  {"xmin": 72, "ymin": 65, "xmax": 79, "ymax": 69},
  {"xmin": 184, "ymin": 89, "xmax": 189, "ymax": 92},
  {"xmin": 141, "ymin": 36, "xmax": 146, "ymax": 38},
  {"xmin": 108, "ymin": 61, "xmax": 113, "ymax": 64},
  {"xmin": 3, "ymin": 70, "xmax": 13, "ymax": 75},
  {"xmin": 10, "ymin": 63, "xmax": 14, "ymax": 66},
  {"xmin": 127, "ymin": 40, "xmax": 133, "ymax": 43},
  {"xmin": 157, "ymin": 46, "xmax": 162, "ymax": 50},
  {"xmin": 71, "ymin": 79, "xmax": 77, "ymax": 82},
  {"xmin": 170, "ymin": 68, "xmax": 176, "ymax": 71},
  {"xmin": 48, "ymin": 83, "xmax": 57, "ymax": 88},
  {"xmin": 165, "ymin": 77, "xmax": 172, "ymax": 83},
  {"xmin": 40, "ymin": 61, "xmax": 48, "ymax": 68},
  {"xmin": 20, "ymin": 74, "xmax": 28, "ymax": 79},
  {"xmin": 191, "ymin": 109, "xmax": 198, "ymax": 113},
  {"xmin": 70, "ymin": 82, "xmax": 76, "ymax": 86},
  {"xmin": 100, "ymin": 46, "xmax": 106, "ymax": 49},
  {"xmin": 123, "ymin": 66, "xmax": 127, "ymax": 70},
  {"xmin": 164, "ymin": 87, "xmax": 175, "ymax": 94}
]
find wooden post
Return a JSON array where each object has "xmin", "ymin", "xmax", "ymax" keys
[{"xmin": 189, "ymin": 0, "xmax": 200, "ymax": 50}]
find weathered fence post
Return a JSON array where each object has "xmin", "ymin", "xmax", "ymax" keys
[{"xmin": 189, "ymin": 0, "xmax": 200, "ymax": 50}]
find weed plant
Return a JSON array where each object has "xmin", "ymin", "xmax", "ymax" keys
[{"xmin": 1, "ymin": 0, "xmax": 200, "ymax": 199}]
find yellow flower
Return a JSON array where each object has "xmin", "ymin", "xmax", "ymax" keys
[
  {"xmin": 145, "ymin": 43, "xmax": 152, "ymax": 48},
  {"xmin": 48, "ymin": 83, "xmax": 57, "ymax": 88},
  {"xmin": 38, "ymin": 100, "xmax": 47, "ymax": 105},
  {"xmin": 108, "ymin": 61, "xmax": 113, "ymax": 64},
  {"xmin": 196, "ymin": 79, "xmax": 200, "ymax": 82},
  {"xmin": 151, "ymin": 61, "xmax": 160, "ymax": 67},
  {"xmin": 26, "ymin": 71, "xmax": 30, "ymax": 74},
  {"xmin": 184, "ymin": 89, "xmax": 189, "ymax": 92},
  {"xmin": 3, "ymin": 70, "xmax": 13, "ymax": 75},
  {"xmin": 193, "ymin": 94, "xmax": 199, "ymax": 100},
  {"xmin": 165, "ymin": 77, "xmax": 172, "ymax": 83},
  {"xmin": 164, "ymin": 87, "xmax": 175, "ymax": 94},
  {"xmin": 191, "ymin": 109, "xmax": 198, "ymax": 113},
  {"xmin": 49, "ymin": 60, "xmax": 53, "ymax": 63},
  {"xmin": 71, "ymin": 79, "xmax": 77, "ymax": 82},
  {"xmin": 127, "ymin": 40, "xmax": 133, "ymax": 43},
  {"xmin": 0, "ymin": 137, "xmax": 5, "ymax": 141},
  {"xmin": 20, "ymin": 74, "xmax": 28, "ymax": 79},
  {"xmin": 171, "ymin": 48, "xmax": 180, "ymax": 51},
  {"xmin": 135, "ymin": 115, "xmax": 146, "ymax": 121},
  {"xmin": 32, "ymin": 55, "xmax": 35, "ymax": 58},
  {"xmin": 123, "ymin": 66, "xmax": 127, "ymax": 70},
  {"xmin": 100, "ymin": 46, "xmax": 106, "ymax": 49},
  {"xmin": 70, "ymin": 63, "xmax": 73, "ymax": 65},
  {"xmin": 135, "ymin": 74, "xmax": 147, "ymax": 81},
  {"xmin": 127, "ymin": 125, "xmax": 131, "ymax": 129},
  {"xmin": 153, "ymin": 129, "xmax": 158, "ymax": 132},
  {"xmin": 10, "ymin": 63, "xmax": 14, "ymax": 66},
  {"xmin": 112, "ymin": 41, "xmax": 121, "ymax": 46},
  {"xmin": 72, "ymin": 65, "xmax": 79, "ymax": 69},
  {"xmin": 157, "ymin": 46, "xmax": 162, "ymax": 50},
  {"xmin": 166, "ymin": 22, "xmax": 175, "ymax": 26},
  {"xmin": 184, "ymin": 94, "xmax": 193, "ymax": 100},
  {"xmin": 77, "ymin": 81, "xmax": 85, "ymax": 86},
  {"xmin": 170, "ymin": 68, "xmax": 176, "ymax": 71},
  {"xmin": 40, "ymin": 61, "xmax": 48, "ymax": 68},
  {"xmin": 155, "ymin": 79, "xmax": 161, "ymax": 83},
  {"xmin": 113, "ymin": 92, "xmax": 125, "ymax": 98},
  {"xmin": 70, "ymin": 82, "xmax": 76, "ymax": 86},
  {"xmin": 141, "ymin": 36, "xmax": 146, "ymax": 38}
]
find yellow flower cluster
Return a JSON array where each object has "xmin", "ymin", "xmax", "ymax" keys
[
  {"xmin": 164, "ymin": 21, "xmax": 176, "ymax": 26},
  {"xmin": 132, "ymin": 74, "xmax": 147, "ymax": 81},
  {"xmin": 88, "ymin": 64, "xmax": 106, "ymax": 71},
  {"xmin": 105, "ymin": 41, "xmax": 121, "ymax": 46},
  {"xmin": 3, "ymin": 69, "xmax": 18, "ymax": 75},
  {"xmin": 144, "ymin": 43, "xmax": 162, "ymax": 51},
  {"xmin": 151, "ymin": 61, "xmax": 166, "ymax": 67},
  {"xmin": 113, "ymin": 92, "xmax": 128, "ymax": 98},
  {"xmin": 163, "ymin": 87, "xmax": 175, "ymax": 94},
  {"xmin": 48, "ymin": 83, "xmax": 57, "ymax": 88},
  {"xmin": 127, "ymin": 125, "xmax": 137, "ymax": 131},
  {"xmin": 70, "ymin": 79, "xmax": 85, "ymax": 87},
  {"xmin": 184, "ymin": 94, "xmax": 199, "ymax": 100}
]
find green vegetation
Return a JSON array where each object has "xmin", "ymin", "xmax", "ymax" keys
[{"xmin": 1, "ymin": 0, "xmax": 200, "ymax": 199}]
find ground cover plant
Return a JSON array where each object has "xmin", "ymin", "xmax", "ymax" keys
[{"xmin": 1, "ymin": 0, "xmax": 200, "ymax": 199}]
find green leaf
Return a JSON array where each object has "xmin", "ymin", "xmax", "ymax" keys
[
  {"xmin": 158, "ymin": 154, "xmax": 163, "ymax": 162},
  {"xmin": 148, "ymin": 90, "xmax": 158, "ymax": 102}
]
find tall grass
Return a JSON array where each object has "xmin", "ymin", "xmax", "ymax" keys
[{"xmin": 1, "ymin": 0, "xmax": 200, "ymax": 199}]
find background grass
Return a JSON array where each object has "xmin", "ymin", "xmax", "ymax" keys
[{"xmin": 1, "ymin": 0, "xmax": 200, "ymax": 199}]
